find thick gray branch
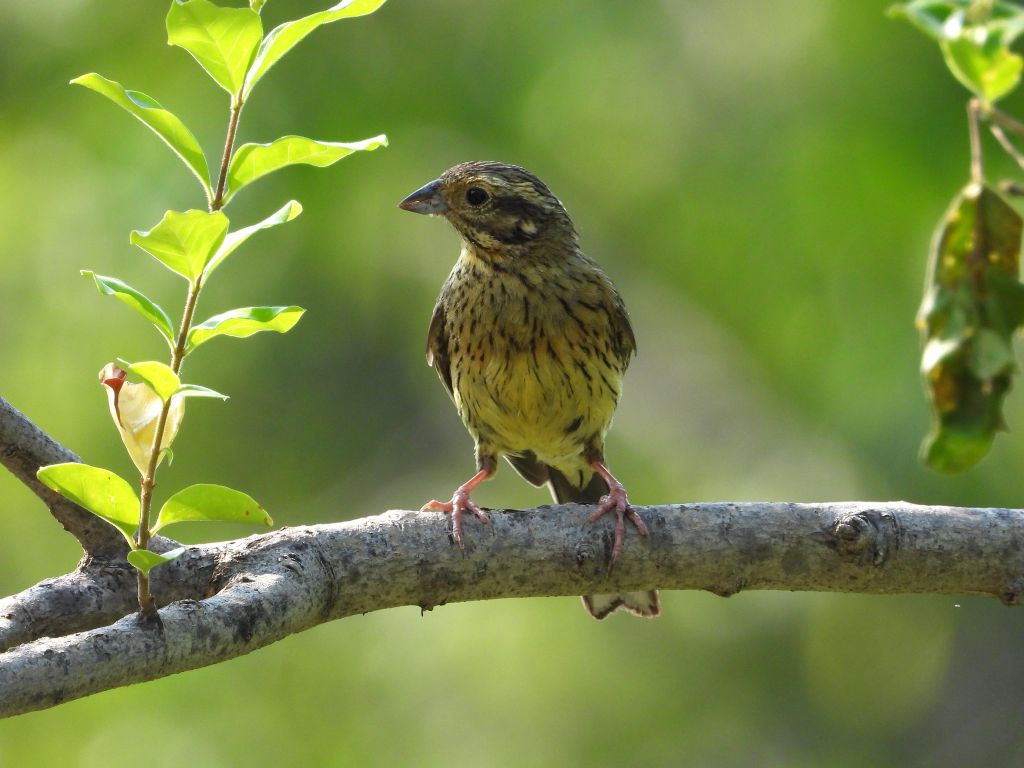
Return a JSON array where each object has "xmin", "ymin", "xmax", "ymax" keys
[
  {"xmin": 1, "ymin": 501, "xmax": 1022, "ymax": 718},
  {"xmin": 0, "ymin": 537, "xmax": 201, "ymax": 652},
  {"xmin": 0, "ymin": 396, "xmax": 124, "ymax": 558}
]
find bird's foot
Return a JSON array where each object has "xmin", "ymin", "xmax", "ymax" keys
[
  {"xmin": 587, "ymin": 462, "xmax": 647, "ymax": 564},
  {"xmin": 422, "ymin": 486, "xmax": 491, "ymax": 549}
]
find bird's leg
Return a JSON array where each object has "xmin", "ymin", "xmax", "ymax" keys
[
  {"xmin": 421, "ymin": 464, "xmax": 494, "ymax": 549},
  {"xmin": 587, "ymin": 459, "xmax": 648, "ymax": 563}
]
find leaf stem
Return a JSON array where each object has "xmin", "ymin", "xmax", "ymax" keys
[
  {"xmin": 987, "ymin": 106, "xmax": 1024, "ymax": 137},
  {"xmin": 968, "ymin": 98, "xmax": 984, "ymax": 185},
  {"xmin": 989, "ymin": 123, "xmax": 1024, "ymax": 173}
]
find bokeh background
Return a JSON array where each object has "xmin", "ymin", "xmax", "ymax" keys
[{"xmin": 2, "ymin": 0, "xmax": 1023, "ymax": 765}]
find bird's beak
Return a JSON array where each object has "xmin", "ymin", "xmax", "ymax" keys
[{"xmin": 398, "ymin": 180, "xmax": 448, "ymax": 215}]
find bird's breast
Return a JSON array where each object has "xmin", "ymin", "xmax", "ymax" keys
[{"xmin": 442, "ymin": 256, "xmax": 624, "ymax": 463}]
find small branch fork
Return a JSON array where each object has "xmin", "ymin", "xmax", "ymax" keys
[{"xmin": 969, "ymin": 98, "xmax": 1024, "ymax": 183}]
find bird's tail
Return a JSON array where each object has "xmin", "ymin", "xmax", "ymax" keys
[{"xmin": 547, "ymin": 466, "xmax": 660, "ymax": 620}]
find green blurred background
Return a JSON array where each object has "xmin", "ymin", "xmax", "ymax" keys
[{"xmin": 2, "ymin": 0, "xmax": 1023, "ymax": 765}]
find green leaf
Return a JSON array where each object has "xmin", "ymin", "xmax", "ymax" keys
[
  {"xmin": 225, "ymin": 135, "xmax": 386, "ymax": 202},
  {"xmin": 153, "ymin": 484, "xmax": 273, "ymax": 533},
  {"xmin": 186, "ymin": 306, "xmax": 305, "ymax": 352},
  {"xmin": 70, "ymin": 73, "xmax": 211, "ymax": 198},
  {"xmin": 131, "ymin": 209, "xmax": 229, "ymax": 281},
  {"xmin": 985, "ymin": 268, "xmax": 1024, "ymax": 332},
  {"xmin": 242, "ymin": 0, "xmax": 388, "ymax": 98},
  {"xmin": 251, "ymin": 0, "xmax": 267, "ymax": 13},
  {"xmin": 82, "ymin": 271, "xmax": 175, "ymax": 347},
  {"xmin": 204, "ymin": 200, "xmax": 302, "ymax": 277},
  {"xmin": 127, "ymin": 360, "xmax": 181, "ymax": 402},
  {"xmin": 888, "ymin": 1, "xmax": 966, "ymax": 40},
  {"xmin": 921, "ymin": 420, "xmax": 999, "ymax": 474},
  {"xmin": 128, "ymin": 547, "xmax": 186, "ymax": 576},
  {"xmin": 174, "ymin": 383, "xmax": 230, "ymax": 400},
  {"xmin": 167, "ymin": 0, "xmax": 263, "ymax": 98},
  {"xmin": 918, "ymin": 183, "xmax": 1023, "ymax": 474},
  {"xmin": 891, "ymin": 1, "xmax": 1024, "ymax": 102},
  {"xmin": 969, "ymin": 327, "xmax": 1016, "ymax": 378},
  {"xmin": 941, "ymin": 35, "xmax": 1023, "ymax": 102},
  {"xmin": 37, "ymin": 463, "xmax": 139, "ymax": 545},
  {"xmin": 891, "ymin": 1, "xmax": 1024, "ymax": 43}
]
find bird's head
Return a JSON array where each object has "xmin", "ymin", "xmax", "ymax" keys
[{"xmin": 398, "ymin": 161, "xmax": 576, "ymax": 256}]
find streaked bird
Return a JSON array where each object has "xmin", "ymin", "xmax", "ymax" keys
[{"xmin": 399, "ymin": 161, "xmax": 658, "ymax": 619}]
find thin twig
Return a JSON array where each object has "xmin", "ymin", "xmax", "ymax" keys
[
  {"xmin": 968, "ymin": 98, "xmax": 984, "ymax": 184},
  {"xmin": 989, "ymin": 123, "xmax": 1024, "ymax": 173},
  {"xmin": 212, "ymin": 99, "xmax": 243, "ymax": 211},
  {"xmin": 987, "ymin": 105, "xmax": 1024, "ymax": 137},
  {"xmin": 132, "ymin": 84, "xmax": 245, "ymax": 614}
]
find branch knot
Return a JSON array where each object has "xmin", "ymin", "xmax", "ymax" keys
[{"xmin": 830, "ymin": 507, "xmax": 900, "ymax": 566}]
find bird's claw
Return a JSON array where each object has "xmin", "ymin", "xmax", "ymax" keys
[
  {"xmin": 422, "ymin": 490, "xmax": 491, "ymax": 549},
  {"xmin": 587, "ymin": 485, "xmax": 647, "ymax": 563}
]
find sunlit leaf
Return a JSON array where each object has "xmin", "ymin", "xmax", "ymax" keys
[
  {"xmin": 204, "ymin": 200, "xmax": 302, "ymax": 277},
  {"xmin": 131, "ymin": 209, "xmax": 229, "ymax": 281},
  {"xmin": 889, "ymin": 0, "xmax": 970, "ymax": 40},
  {"xmin": 891, "ymin": 1, "xmax": 1024, "ymax": 102},
  {"xmin": 891, "ymin": 0, "xmax": 1024, "ymax": 42},
  {"xmin": 128, "ymin": 547, "xmax": 186, "ymax": 575},
  {"xmin": 225, "ymin": 135, "xmax": 386, "ymax": 202},
  {"xmin": 37, "ymin": 463, "xmax": 139, "ymax": 544},
  {"xmin": 918, "ymin": 182, "xmax": 1024, "ymax": 473},
  {"xmin": 942, "ymin": 36, "xmax": 1023, "ymax": 102},
  {"xmin": 174, "ymin": 383, "xmax": 229, "ymax": 400},
  {"xmin": 242, "ymin": 0, "xmax": 388, "ymax": 98},
  {"xmin": 153, "ymin": 483, "xmax": 272, "ymax": 533},
  {"xmin": 82, "ymin": 271, "xmax": 175, "ymax": 347},
  {"xmin": 167, "ymin": 0, "xmax": 263, "ymax": 97},
  {"xmin": 101, "ymin": 364, "xmax": 185, "ymax": 476},
  {"xmin": 186, "ymin": 306, "xmax": 305, "ymax": 352},
  {"xmin": 70, "ymin": 73, "xmax": 211, "ymax": 198},
  {"xmin": 126, "ymin": 360, "xmax": 181, "ymax": 402}
]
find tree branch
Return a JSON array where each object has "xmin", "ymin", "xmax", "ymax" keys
[
  {"xmin": 0, "ymin": 396, "xmax": 125, "ymax": 558},
  {"xmin": 2, "ymin": 500, "xmax": 1022, "ymax": 718},
  {"xmin": 0, "ymin": 538, "xmax": 203, "ymax": 653}
]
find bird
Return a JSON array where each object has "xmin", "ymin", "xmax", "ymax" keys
[{"xmin": 398, "ymin": 161, "xmax": 659, "ymax": 619}]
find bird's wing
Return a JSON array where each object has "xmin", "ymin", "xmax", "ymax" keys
[
  {"xmin": 611, "ymin": 291, "xmax": 637, "ymax": 365},
  {"xmin": 426, "ymin": 298, "xmax": 454, "ymax": 398}
]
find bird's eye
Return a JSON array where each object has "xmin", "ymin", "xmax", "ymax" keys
[{"xmin": 465, "ymin": 187, "xmax": 489, "ymax": 206}]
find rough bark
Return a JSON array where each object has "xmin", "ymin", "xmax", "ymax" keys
[
  {"xmin": 0, "ymin": 396, "xmax": 125, "ymax": 559},
  {"xmin": 1, "ymin": 500, "xmax": 1022, "ymax": 718},
  {"xmin": 3, "ymin": 396, "xmax": 1023, "ymax": 718}
]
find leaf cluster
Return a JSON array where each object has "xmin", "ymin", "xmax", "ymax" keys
[
  {"xmin": 38, "ymin": 0, "xmax": 388, "ymax": 588},
  {"xmin": 918, "ymin": 184, "xmax": 1024, "ymax": 472},
  {"xmin": 894, "ymin": 1, "xmax": 1024, "ymax": 472},
  {"xmin": 892, "ymin": 0, "xmax": 1024, "ymax": 104}
]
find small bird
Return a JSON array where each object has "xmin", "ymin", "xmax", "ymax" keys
[{"xmin": 399, "ymin": 161, "xmax": 659, "ymax": 619}]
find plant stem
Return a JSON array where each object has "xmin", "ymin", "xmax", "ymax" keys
[
  {"xmin": 212, "ymin": 97, "xmax": 244, "ymax": 211},
  {"xmin": 988, "ymin": 123, "xmax": 1024, "ymax": 172},
  {"xmin": 134, "ymin": 277, "xmax": 203, "ymax": 619},
  {"xmin": 133, "ymin": 92, "xmax": 243, "ymax": 618},
  {"xmin": 987, "ymin": 105, "xmax": 1024, "ymax": 136},
  {"xmin": 968, "ymin": 98, "xmax": 984, "ymax": 185}
]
